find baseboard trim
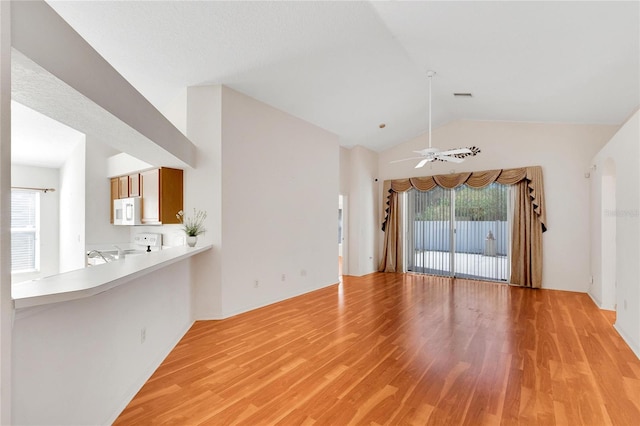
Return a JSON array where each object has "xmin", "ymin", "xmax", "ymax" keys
[
  {"xmin": 587, "ymin": 291, "xmax": 603, "ymax": 309},
  {"xmin": 104, "ymin": 320, "xmax": 195, "ymax": 424},
  {"xmin": 613, "ymin": 322, "xmax": 640, "ymax": 361},
  {"xmin": 218, "ymin": 281, "xmax": 338, "ymax": 320}
]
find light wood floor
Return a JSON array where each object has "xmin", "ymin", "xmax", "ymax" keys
[{"xmin": 115, "ymin": 273, "xmax": 640, "ymax": 425}]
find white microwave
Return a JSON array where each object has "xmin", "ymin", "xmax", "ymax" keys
[{"xmin": 114, "ymin": 197, "xmax": 142, "ymax": 226}]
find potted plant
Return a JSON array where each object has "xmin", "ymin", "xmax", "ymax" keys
[{"xmin": 176, "ymin": 208, "xmax": 207, "ymax": 247}]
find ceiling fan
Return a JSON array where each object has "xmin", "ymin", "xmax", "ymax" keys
[{"xmin": 392, "ymin": 70, "xmax": 480, "ymax": 169}]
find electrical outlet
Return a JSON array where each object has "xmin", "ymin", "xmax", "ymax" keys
[
  {"xmin": 141, "ymin": 327, "xmax": 146, "ymax": 344},
  {"xmin": 281, "ymin": 274, "xmax": 286, "ymax": 282},
  {"xmin": 254, "ymin": 280, "xmax": 259, "ymax": 288}
]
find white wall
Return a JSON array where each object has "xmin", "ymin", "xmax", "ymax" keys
[
  {"xmin": 378, "ymin": 120, "xmax": 617, "ymax": 292},
  {"xmin": 85, "ymin": 137, "xmax": 130, "ymax": 247},
  {"xmin": 186, "ymin": 84, "xmax": 222, "ymax": 319},
  {"xmin": 339, "ymin": 147, "xmax": 351, "ymax": 274},
  {"xmin": 12, "ymin": 260, "xmax": 193, "ymax": 425},
  {"xmin": 339, "ymin": 146, "xmax": 351, "ymax": 195},
  {"xmin": 346, "ymin": 145, "xmax": 379, "ymax": 276},
  {"xmin": 590, "ymin": 157, "xmax": 617, "ymax": 310},
  {"xmin": 58, "ymin": 139, "xmax": 85, "ymax": 273},
  {"xmin": 186, "ymin": 85, "xmax": 339, "ymax": 319},
  {"xmin": 0, "ymin": 1, "xmax": 12, "ymax": 421},
  {"xmin": 159, "ymin": 88, "xmax": 188, "ymax": 137},
  {"xmin": 589, "ymin": 110, "xmax": 640, "ymax": 358},
  {"xmin": 219, "ymin": 86, "xmax": 339, "ymax": 317},
  {"xmin": 11, "ymin": 165, "xmax": 59, "ymax": 281},
  {"xmin": 106, "ymin": 152, "xmax": 152, "ymax": 178}
]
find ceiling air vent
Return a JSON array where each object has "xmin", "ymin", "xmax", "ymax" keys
[{"xmin": 453, "ymin": 93, "xmax": 473, "ymax": 97}]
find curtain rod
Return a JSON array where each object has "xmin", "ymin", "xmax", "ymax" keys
[{"xmin": 11, "ymin": 186, "xmax": 56, "ymax": 193}]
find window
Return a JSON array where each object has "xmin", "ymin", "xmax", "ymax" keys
[{"xmin": 11, "ymin": 190, "xmax": 40, "ymax": 273}]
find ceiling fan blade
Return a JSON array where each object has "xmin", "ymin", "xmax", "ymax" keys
[
  {"xmin": 439, "ymin": 148, "xmax": 472, "ymax": 156},
  {"xmin": 390, "ymin": 156, "xmax": 425, "ymax": 164},
  {"xmin": 415, "ymin": 158, "xmax": 431, "ymax": 168},
  {"xmin": 438, "ymin": 155, "xmax": 465, "ymax": 163}
]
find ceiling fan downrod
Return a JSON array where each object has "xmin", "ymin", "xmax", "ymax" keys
[
  {"xmin": 389, "ymin": 69, "xmax": 479, "ymax": 168},
  {"xmin": 427, "ymin": 70, "xmax": 435, "ymax": 149}
]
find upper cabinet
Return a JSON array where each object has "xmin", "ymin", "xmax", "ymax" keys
[
  {"xmin": 109, "ymin": 168, "xmax": 182, "ymax": 225},
  {"xmin": 140, "ymin": 167, "xmax": 183, "ymax": 225},
  {"xmin": 118, "ymin": 176, "xmax": 129, "ymax": 198},
  {"xmin": 129, "ymin": 173, "xmax": 140, "ymax": 197},
  {"xmin": 110, "ymin": 173, "xmax": 142, "ymax": 224},
  {"xmin": 112, "ymin": 173, "xmax": 140, "ymax": 200}
]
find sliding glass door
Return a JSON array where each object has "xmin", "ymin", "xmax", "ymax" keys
[
  {"xmin": 406, "ymin": 186, "xmax": 453, "ymax": 276},
  {"xmin": 407, "ymin": 183, "xmax": 510, "ymax": 281}
]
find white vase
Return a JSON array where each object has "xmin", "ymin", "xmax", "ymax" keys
[{"xmin": 186, "ymin": 236, "xmax": 197, "ymax": 247}]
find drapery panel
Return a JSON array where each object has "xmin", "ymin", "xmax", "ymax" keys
[
  {"xmin": 379, "ymin": 166, "xmax": 547, "ymax": 287},
  {"xmin": 379, "ymin": 190, "xmax": 403, "ymax": 272}
]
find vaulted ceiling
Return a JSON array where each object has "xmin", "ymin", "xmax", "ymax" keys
[{"xmin": 46, "ymin": 1, "xmax": 639, "ymax": 152}]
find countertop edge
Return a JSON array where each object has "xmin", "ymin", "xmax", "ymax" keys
[{"xmin": 13, "ymin": 244, "xmax": 213, "ymax": 310}]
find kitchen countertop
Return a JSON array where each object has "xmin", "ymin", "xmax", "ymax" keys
[{"xmin": 13, "ymin": 244, "xmax": 212, "ymax": 309}]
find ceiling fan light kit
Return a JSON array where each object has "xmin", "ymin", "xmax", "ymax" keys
[{"xmin": 391, "ymin": 70, "xmax": 480, "ymax": 169}]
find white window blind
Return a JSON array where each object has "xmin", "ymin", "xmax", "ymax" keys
[{"xmin": 11, "ymin": 190, "xmax": 40, "ymax": 273}]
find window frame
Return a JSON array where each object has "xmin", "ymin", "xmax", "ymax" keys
[{"xmin": 10, "ymin": 189, "xmax": 41, "ymax": 274}]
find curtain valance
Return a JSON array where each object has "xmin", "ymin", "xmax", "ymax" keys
[
  {"xmin": 382, "ymin": 166, "xmax": 546, "ymax": 233},
  {"xmin": 379, "ymin": 166, "xmax": 546, "ymax": 288}
]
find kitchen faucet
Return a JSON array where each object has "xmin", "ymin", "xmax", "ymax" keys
[
  {"xmin": 87, "ymin": 250, "xmax": 110, "ymax": 263},
  {"xmin": 113, "ymin": 245, "xmax": 125, "ymax": 258}
]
